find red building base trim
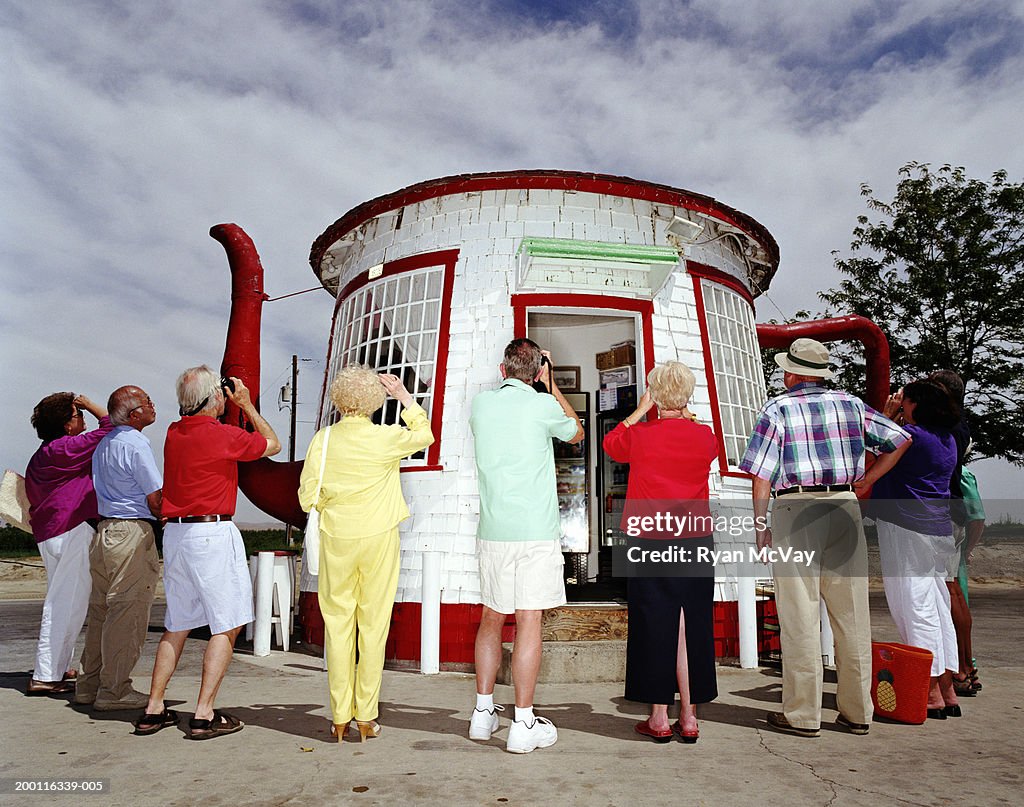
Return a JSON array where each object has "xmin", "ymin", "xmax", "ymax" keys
[{"xmin": 297, "ymin": 594, "xmax": 777, "ymax": 664}]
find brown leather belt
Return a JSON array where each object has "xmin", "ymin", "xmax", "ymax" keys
[
  {"xmin": 774, "ymin": 484, "xmax": 854, "ymax": 498},
  {"xmin": 167, "ymin": 515, "xmax": 233, "ymax": 523},
  {"xmin": 99, "ymin": 517, "xmax": 161, "ymax": 527}
]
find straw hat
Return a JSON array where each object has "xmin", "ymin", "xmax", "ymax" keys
[{"xmin": 774, "ymin": 338, "xmax": 834, "ymax": 379}]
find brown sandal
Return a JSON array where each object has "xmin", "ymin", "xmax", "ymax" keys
[
  {"xmin": 952, "ymin": 674, "xmax": 977, "ymax": 697},
  {"xmin": 186, "ymin": 710, "xmax": 244, "ymax": 740},
  {"xmin": 355, "ymin": 720, "xmax": 381, "ymax": 742},
  {"xmin": 134, "ymin": 709, "xmax": 180, "ymax": 736},
  {"xmin": 330, "ymin": 722, "xmax": 351, "ymax": 742},
  {"xmin": 26, "ymin": 678, "xmax": 75, "ymax": 696}
]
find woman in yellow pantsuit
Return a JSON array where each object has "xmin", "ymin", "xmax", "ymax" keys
[{"xmin": 299, "ymin": 367, "xmax": 434, "ymax": 742}]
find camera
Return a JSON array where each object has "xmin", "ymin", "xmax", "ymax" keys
[
  {"xmin": 220, "ymin": 376, "xmax": 236, "ymax": 395},
  {"xmin": 532, "ymin": 355, "xmax": 552, "ymax": 394}
]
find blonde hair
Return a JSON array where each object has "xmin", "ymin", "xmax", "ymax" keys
[
  {"xmin": 329, "ymin": 365, "xmax": 386, "ymax": 416},
  {"xmin": 647, "ymin": 361, "xmax": 695, "ymax": 410}
]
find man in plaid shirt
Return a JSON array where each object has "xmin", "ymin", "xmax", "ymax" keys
[{"xmin": 740, "ymin": 338, "xmax": 910, "ymax": 738}]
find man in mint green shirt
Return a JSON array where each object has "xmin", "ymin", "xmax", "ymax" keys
[{"xmin": 469, "ymin": 338, "xmax": 583, "ymax": 753}]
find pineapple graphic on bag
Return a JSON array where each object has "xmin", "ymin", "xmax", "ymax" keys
[{"xmin": 876, "ymin": 669, "xmax": 897, "ymax": 712}]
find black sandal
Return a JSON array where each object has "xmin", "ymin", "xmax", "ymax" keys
[
  {"xmin": 186, "ymin": 709, "xmax": 244, "ymax": 740},
  {"xmin": 133, "ymin": 709, "xmax": 180, "ymax": 736},
  {"xmin": 952, "ymin": 674, "xmax": 977, "ymax": 697}
]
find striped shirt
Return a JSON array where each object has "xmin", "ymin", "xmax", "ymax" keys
[{"xmin": 739, "ymin": 382, "xmax": 909, "ymax": 490}]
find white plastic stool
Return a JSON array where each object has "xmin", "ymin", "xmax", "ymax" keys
[
  {"xmin": 246, "ymin": 551, "xmax": 297, "ymax": 655},
  {"xmin": 820, "ymin": 598, "xmax": 835, "ymax": 667}
]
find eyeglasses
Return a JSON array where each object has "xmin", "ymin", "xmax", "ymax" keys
[
  {"xmin": 129, "ymin": 397, "xmax": 154, "ymax": 415},
  {"xmin": 70, "ymin": 409, "xmax": 85, "ymax": 420}
]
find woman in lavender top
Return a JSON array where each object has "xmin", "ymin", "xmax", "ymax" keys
[
  {"xmin": 24, "ymin": 392, "xmax": 113, "ymax": 695},
  {"xmin": 861, "ymin": 380, "xmax": 962, "ymax": 719}
]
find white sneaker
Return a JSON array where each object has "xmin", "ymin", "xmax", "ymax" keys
[
  {"xmin": 469, "ymin": 704, "xmax": 504, "ymax": 740},
  {"xmin": 506, "ymin": 716, "xmax": 557, "ymax": 754}
]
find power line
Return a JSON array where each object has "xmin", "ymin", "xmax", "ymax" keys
[
  {"xmin": 265, "ymin": 286, "xmax": 323, "ymax": 302},
  {"xmin": 757, "ymin": 289, "xmax": 792, "ymax": 322}
]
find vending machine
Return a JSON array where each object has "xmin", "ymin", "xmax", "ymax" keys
[
  {"xmin": 554, "ymin": 393, "xmax": 590, "ymax": 583},
  {"xmin": 597, "ymin": 411, "xmax": 631, "ymax": 587}
]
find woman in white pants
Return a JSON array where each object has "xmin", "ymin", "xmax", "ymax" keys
[
  {"xmin": 24, "ymin": 392, "xmax": 113, "ymax": 694},
  {"xmin": 868, "ymin": 380, "xmax": 962, "ymax": 719}
]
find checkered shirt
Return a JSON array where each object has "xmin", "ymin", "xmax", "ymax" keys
[{"xmin": 739, "ymin": 382, "xmax": 909, "ymax": 490}]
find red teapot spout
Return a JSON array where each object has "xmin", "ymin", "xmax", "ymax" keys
[
  {"xmin": 210, "ymin": 223, "xmax": 306, "ymax": 527},
  {"xmin": 756, "ymin": 315, "xmax": 890, "ymax": 410}
]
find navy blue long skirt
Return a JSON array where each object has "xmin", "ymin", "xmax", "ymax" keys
[{"xmin": 624, "ymin": 537, "xmax": 718, "ymax": 706}]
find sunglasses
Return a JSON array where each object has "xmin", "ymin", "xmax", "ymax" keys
[{"xmin": 71, "ymin": 409, "xmax": 85, "ymax": 419}]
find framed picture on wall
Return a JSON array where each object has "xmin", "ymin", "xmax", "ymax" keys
[{"xmin": 552, "ymin": 366, "xmax": 581, "ymax": 391}]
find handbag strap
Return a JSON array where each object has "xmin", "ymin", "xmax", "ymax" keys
[{"xmin": 311, "ymin": 426, "xmax": 331, "ymax": 507}]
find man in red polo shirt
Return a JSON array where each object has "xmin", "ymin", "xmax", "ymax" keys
[{"xmin": 134, "ymin": 365, "xmax": 280, "ymax": 739}]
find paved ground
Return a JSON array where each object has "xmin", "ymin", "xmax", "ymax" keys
[{"xmin": 1, "ymin": 589, "xmax": 1021, "ymax": 807}]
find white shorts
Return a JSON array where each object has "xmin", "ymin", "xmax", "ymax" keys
[
  {"xmin": 162, "ymin": 521, "xmax": 254, "ymax": 635},
  {"xmin": 478, "ymin": 539, "xmax": 566, "ymax": 615}
]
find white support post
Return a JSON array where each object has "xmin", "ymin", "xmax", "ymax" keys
[
  {"xmin": 253, "ymin": 551, "xmax": 274, "ymax": 657},
  {"xmin": 820, "ymin": 598, "xmax": 835, "ymax": 667},
  {"xmin": 737, "ymin": 575, "xmax": 759, "ymax": 668},
  {"xmin": 420, "ymin": 550, "xmax": 442, "ymax": 675}
]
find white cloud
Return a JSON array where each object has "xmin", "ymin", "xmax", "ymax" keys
[{"xmin": 3, "ymin": 0, "xmax": 1022, "ymax": 518}]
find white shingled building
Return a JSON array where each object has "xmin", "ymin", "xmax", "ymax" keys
[{"xmin": 306, "ymin": 171, "xmax": 779, "ymax": 666}]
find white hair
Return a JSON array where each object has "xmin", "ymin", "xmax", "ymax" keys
[
  {"xmin": 175, "ymin": 365, "xmax": 221, "ymax": 415},
  {"xmin": 108, "ymin": 386, "xmax": 147, "ymax": 426}
]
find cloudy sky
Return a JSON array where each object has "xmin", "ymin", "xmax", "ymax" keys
[{"xmin": 3, "ymin": 0, "xmax": 1023, "ymax": 522}]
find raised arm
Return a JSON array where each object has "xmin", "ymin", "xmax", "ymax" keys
[
  {"xmin": 74, "ymin": 393, "xmax": 108, "ymax": 420},
  {"xmin": 378, "ymin": 374, "xmax": 435, "ymax": 457},
  {"xmin": 226, "ymin": 377, "xmax": 281, "ymax": 458},
  {"xmin": 540, "ymin": 354, "xmax": 584, "ymax": 444}
]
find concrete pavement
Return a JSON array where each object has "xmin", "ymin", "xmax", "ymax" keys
[{"xmin": 1, "ymin": 592, "xmax": 1021, "ymax": 807}]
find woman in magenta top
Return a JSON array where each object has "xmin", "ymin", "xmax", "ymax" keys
[
  {"xmin": 603, "ymin": 362, "xmax": 718, "ymax": 744},
  {"xmin": 24, "ymin": 392, "xmax": 112, "ymax": 694}
]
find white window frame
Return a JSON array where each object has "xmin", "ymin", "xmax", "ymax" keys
[
  {"xmin": 700, "ymin": 279, "xmax": 767, "ymax": 468},
  {"xmin": 323, "ymin": 263, "xmax": 446, "ymax": 466}
]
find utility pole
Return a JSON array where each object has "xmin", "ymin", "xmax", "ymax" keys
[
  {"xmin": 284, "ymin": 354, "xmax": 298, "ymax": 546},
  {"xmin": 289, "ymin": 354, "xmax": 298, "ymax": 465}
]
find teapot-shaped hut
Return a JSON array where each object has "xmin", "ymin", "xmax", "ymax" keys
[{"xmin": 215, "ymin": 170, "xmax": 890, "ymax": 670}]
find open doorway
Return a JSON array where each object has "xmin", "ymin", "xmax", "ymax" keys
[{"xmin": 528, "ymin": 310, "xmax": 642, "ymax": 603}]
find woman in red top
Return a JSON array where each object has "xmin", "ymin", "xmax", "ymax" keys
[{"xmin": 603, "ymin": 362, "xmax": 718, "ymax": 743}]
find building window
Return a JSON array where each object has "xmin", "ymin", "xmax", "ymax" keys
[
  {"xmin": 323, "ymin": 251, "xmax": 455, "ymax": 467},
  {"xmin": 700, "ymin": 280, "xmax": 766, "ymax": 467}
]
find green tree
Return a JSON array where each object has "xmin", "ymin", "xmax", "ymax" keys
[{"xmin": 820, "ymin": 162, "xmax": 1024, "ymax": 463}]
